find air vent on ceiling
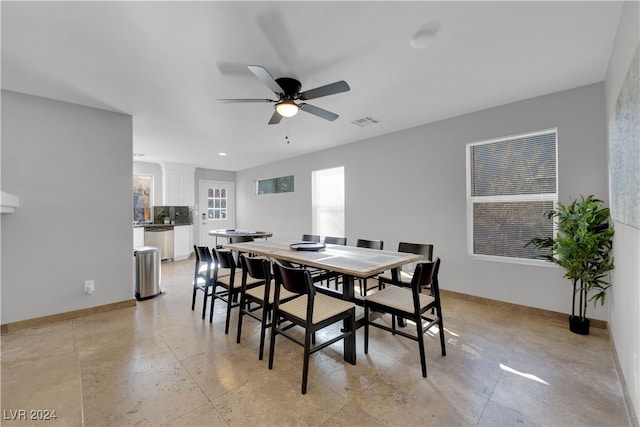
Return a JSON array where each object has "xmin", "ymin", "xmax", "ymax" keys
[{"xmin": 351, "ymin": 116, "xmax": 380, "ymax": 127}]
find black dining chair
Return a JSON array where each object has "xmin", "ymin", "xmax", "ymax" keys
[
  {"xmin": 269, "ymin": 261, "xmax": 356, "ymax": 394},
  {"xmin": 378, "ymin": 242, "xmax": 433, "ymax": 290},
  {"xmin": 364, "ymin": 258, "xmax": 446, "ymax": 378},
  {"xmin": 294, "ymin": 234, "xmax": 324, "ymax": 282},
  {"xmin": 236, "ymin": 254, "xmax": 300, "ymax": 360},
  {"xmin": 324, "ymin": 236, "xmax": 347, "ymax": 245},
  {"xmin": 209, "ymin": 247, "xmax": 263, "ymax": 333},
  {"xmin": 228, "ymin": 235, "xmax": 254, "ymax": 266},
  {"xmin": 356, "ymin": 238, "xmax": 384, "ymax": 296},
  {"xmin": 192, "ymin": 246, "xmax": 214, "ymax": 319}
]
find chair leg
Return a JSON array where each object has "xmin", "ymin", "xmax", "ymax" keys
[
  {"xmin": 224, "ymin": 291, "xmax": 233, "ymax": 334},
  {"xmin": 364, "ymin": 306, "xmax": 369, "ymax": 354},
  {"xmin": 236, "ymin": 298, "xmax": 244, "ymax": 344},
  {"xmin": 258, "ymin": 306, "xmax": 269, "ymax": 360},
  {"xmin": 268, "ymin": 314, "xmax": 278, "ymax": 369},
  {"xmin": 209, "ymin": 286, "xmax": 217, "ymax": 323},
  {"xmin": 192, "ymin": 287, "xmax": 197, "ymax": 310},
  {"xmin": 391, "ymin": 314, "xmax": 396, "ymax": 335},
  {"xmin": 437, "ymin": 307, "xmax": 446, "ymax": 356},
  {"xmin": 202, "ymin": 290, "xmax": 208, "ymax": 320},
  {"xmin": 302, "ymin": 329, "xmax": 313, "ymax": 394},
  {"xmin": 416, "ymin": 317, "xmax": 427, "ymax": 377}
]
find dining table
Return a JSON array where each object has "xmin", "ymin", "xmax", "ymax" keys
[
  {"xmin": 222, "ymin": 239, "xmax": 423, "ymax": 363},
  {"xmin": 208, "ymin": 229, "xmax": 273, "ymax": 247}
]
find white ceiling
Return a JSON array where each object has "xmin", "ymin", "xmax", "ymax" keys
[{"xmin": 1, "ymin": 1, "xmax": 623, "ymax": 171}]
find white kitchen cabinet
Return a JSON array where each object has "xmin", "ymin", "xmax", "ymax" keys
[
  {"xmin": 163, "ymin": 163, "xmax": 194, "ymax": 206},
  {"xmin": 133, "ymin": 227, "xmax": 145, "ymax": 249},
  {"xmin": 173, "ymin": 225, "xmax": 192, "ymax": 261}
]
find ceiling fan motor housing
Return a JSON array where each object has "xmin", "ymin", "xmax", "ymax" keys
[{"xmin": 275, "ymin": 77, "xmax": 302, "ymax": 98}]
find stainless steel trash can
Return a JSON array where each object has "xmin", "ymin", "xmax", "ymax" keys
[{"xmin": 134, "ymin": 246, "xmax": 161, "ymax": 300}]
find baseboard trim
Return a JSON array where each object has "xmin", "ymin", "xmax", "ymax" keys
[
  {"xmin": 1, "ymin": 299, "xmax": 137, "ymax": 335},
  {"xmin": 441, "ymin": 289, "xmax": 608, "ymax": 330}
]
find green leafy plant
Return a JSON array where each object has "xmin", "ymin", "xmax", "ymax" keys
[{"xmin": 527, "ymin": 195, "xmax": 615, "ymax": 324}]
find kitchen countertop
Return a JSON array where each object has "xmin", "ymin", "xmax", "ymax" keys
[{"xmin": 134, "ymin": 223, "xmax": 193, "ymax": 228}]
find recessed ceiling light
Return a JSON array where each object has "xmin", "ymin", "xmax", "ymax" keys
[
  {"xmin": 410, "ymin": 22, "xmax": 440, "ymax": 50},
  {"xmin": 218, "ymin": 152, "xmax": 227, "ymax": 156},
  {"xmin": 410, "ymin": 29, "xmax": 436, "ymax": 49}
]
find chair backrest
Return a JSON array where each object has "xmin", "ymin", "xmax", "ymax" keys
[
  {"xmin": 302, "ymin": 234, "xmax": 321, "ymax": 242},
  {"xmin": 194, "ymin": 245, "xmax": 208, "ymax": 276},
  {"xmin": 194, "ymin": 244, "xmax": 201, "ymax": 270},
  {"xmin": 229, "ymin": 236, "xmax": 255, "ymax": 244},
  {"xmin": 431, "ymin": 257, "xmax": 441, "ymax": 294},
  {"xmin": 195, "ymin": 246, "xmax": 212, "ymax": 265},
  {"xmin": 356, "ymin": 239, "xmax": 384, "ymax": 250},
  {"xmin": 194, "ymin": 246, "xmax": 214, "ymax": 280},
  {"xmin": 240, "ymin": 254, "xmax": 270, "ymax": 281},
  {"xmin": 398, "ymin": 242, "xmax": 433, "ymax": 260},
  {"xmin": 273, "ymin": 262, "xmax": 314, "ymax": 296},
  {"xmin": 410, "ymin": 258, "xmax": 441, "ymax": 298},
  {"xmin": 212, "ymin": 247, "xmax": 236, "ymax": 270},
  {"xmin": 409, "ymin": 260, "xmax": 436, "ymax": 304},
  {"xmin": 324, "ymin": 236, "xmax": 347, "ymax": 245}
]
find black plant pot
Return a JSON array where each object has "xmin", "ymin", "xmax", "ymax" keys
[{"xmin": 569, "ymin": 316, "xmax": 590, "ymax": 335}]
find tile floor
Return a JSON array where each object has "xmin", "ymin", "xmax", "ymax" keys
[{"xmin": 1, "ymin": 257, "xmax": 632, "ymax": 426}]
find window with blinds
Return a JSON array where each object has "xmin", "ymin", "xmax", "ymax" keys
[{"xmin": 467, "ymin": 129, "xmax": 557, "ymax": 261}]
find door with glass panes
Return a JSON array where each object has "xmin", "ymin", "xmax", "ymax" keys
[{"xmin": 199, "ymin": 180, "xmax": 235, "ymax": 247}]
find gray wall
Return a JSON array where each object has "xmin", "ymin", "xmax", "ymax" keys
[
  {"xmin": 1, "ymin": 90, "xmax": 134, "ymax": 324},
  {"xmin": 236, "ymin": 82, "xmax": 609, "ymax": 320},
  {"xmin": 605, "ymin": 0, "xmax": 640, "ymax": 420}
]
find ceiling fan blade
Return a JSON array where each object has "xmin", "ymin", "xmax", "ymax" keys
[
  {"xmin": 268, "ymin": 111, "xmax": 283, "ymax": 125},
  {"xmin": 218, "ymin": 98, "xmax": 274, "ymax": 103},
  {"xmin": 298, "ymin": 81, "xmax": 350, "ymax": 100},
  {"xmin": 299, "ymin": 103, "xmax": 339, "ymax": 121},
  {"xmin": 248, "ymin": 65, "xmax": 285, "ymax": 95}
]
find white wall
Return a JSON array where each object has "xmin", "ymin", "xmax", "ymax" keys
[
  {"xmin": 1, "ymin": 91, "xmax": 134, "ymax": 324},
  {"xmin": 605, "ymin": 1, "xmax": 640, "ymax": 421},
  {"xmin": 237, "ymin": 82, "xmax": 609, "ymax": 320}
]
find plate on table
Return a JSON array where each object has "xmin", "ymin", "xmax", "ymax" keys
[{"xmin": 289, "ymin": 242, "xmax": 326, "ymax": 251}]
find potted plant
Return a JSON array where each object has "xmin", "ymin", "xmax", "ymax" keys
[{"xmin": 527, "ymin": 195, "xmax": 615, "ymax": 335}]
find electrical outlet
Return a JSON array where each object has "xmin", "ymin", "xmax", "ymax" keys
[{"xmin": 84, "ymin": 280, "xmax": 94, "ymax": 294}]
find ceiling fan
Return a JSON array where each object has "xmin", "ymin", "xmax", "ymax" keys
[{"xmin": 219, "ymin": 65, "xmax": 350, "ymax": 125}]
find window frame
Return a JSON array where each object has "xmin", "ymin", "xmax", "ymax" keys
[
  {"xmin": 466, "ymin": 128, "xmax": 558, "ymax": 266},
  {"xmin": 256, "ymin": 175, "xmax": 295, "ymax": 195}
]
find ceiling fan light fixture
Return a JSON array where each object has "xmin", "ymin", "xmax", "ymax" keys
[{"xmin": 275, "ymin": 100, "xmax": 299, "ymax": 117}]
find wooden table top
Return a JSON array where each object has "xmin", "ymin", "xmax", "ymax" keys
[{"xmin": 223, "ymin": 240, "xmax": 423, "ymax": 279}]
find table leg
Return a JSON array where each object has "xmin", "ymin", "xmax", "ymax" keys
[{"xmin": 342, "ymin": 275, "xmax": 356, "ymax": 364}]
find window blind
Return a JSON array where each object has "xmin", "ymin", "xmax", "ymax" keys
[
  {"xmin": 470, "ymin": 131, "xmax": 557, "ymax": 197},
  {"xmin": 468, "ymin": 130, "xmax": 557, "ymax": 261}
]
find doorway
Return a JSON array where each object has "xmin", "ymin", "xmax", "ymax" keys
[{"xmin": 199, "ymin": 180, "xmax": 235, "ymax": 247}]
